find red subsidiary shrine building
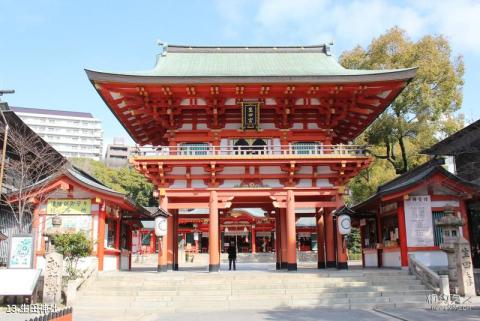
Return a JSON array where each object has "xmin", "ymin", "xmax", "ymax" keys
[{"xmin": 86, "ymin": 44, "xmax": 415, "ymax": 271}]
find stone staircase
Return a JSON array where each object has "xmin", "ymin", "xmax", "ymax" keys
[{"xmin": 74, "ymin": 269, "xmax": 433, "ymax": 318}]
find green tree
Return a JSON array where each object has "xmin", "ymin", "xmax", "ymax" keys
[
  {"xmin": 340, "ymin": 27, "xmax": 464, "ymax": 175},
  {"xmin": 347, "ymin": 228, "xmax": 361, "ymax": 260},
  {"xmin": 53, "ymin": 232, "xmax": 92, "ymax": 279},
  {"xmin": 69, "ymin": 158, "xmax": 157, "ymax": 207}
]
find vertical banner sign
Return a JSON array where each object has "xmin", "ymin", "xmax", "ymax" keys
[
  {"xmin": 404, "ymin": 195, "xmax": 434, "ymax": 247},
  {"xmin": 241, "ymin": 102, "xmax": 260, "ymax": 130}
]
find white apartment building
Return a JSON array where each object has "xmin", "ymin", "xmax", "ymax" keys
[{"xmin": 11, "ymin": 107, "xmax": 103, "ymax": 160}]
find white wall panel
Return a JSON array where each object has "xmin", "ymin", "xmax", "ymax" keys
[
  {"xmin": 316, "ymin": 179, "xmax": 333, "ymax": 187},
  {"xmin": 170, "ymin": 180, "xmax": 187, "ymax": 188},
  {"xmin": 382, "ymin": 250, "xmax": 401, "ymax": 267},
  {"xmin": 259, "ymin": 166, "xmax": 282, "ymax": 174},
  {"xmin": 222, "ymin": 167, "xmax": 245, "ymax": 175},
  {"xmin": 171, "ymin": 167, "xmax": 186, "ymax": 175}
]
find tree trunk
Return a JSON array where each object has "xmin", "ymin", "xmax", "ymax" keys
[{"xmin": 397, "ymin": 136, "xmax": 409, "ymax": 174}]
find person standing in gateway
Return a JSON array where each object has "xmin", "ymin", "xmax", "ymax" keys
[{"xmin": 228, "ymin": 242, "xmax": 237, "ymax": 270}]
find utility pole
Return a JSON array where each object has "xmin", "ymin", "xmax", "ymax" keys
[{"xmin": 0, "ymin": 89, "xmax": 15, "ymax": 197}]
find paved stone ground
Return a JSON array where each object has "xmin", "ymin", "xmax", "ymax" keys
[{"xmin": 71, "ymin": 307, "xmax": 480, "ymax": 321}]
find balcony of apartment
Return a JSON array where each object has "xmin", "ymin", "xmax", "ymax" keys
[{"xmin": 134, "ymin": 144, "xmax": 369, "ymax": 160}]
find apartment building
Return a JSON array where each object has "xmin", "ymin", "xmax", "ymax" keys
[{"xmin": 11, "ymin": 107, "xmax": 103, "ymax": 160}]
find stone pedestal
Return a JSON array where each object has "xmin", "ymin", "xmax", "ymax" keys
[
  {"xmin": 455, "ymin": 238, "xmax": 476, "ymax": 297},
  {"xmin": 442, "ymin": 247, "xmax": 458, "ymax": 292},
  {"xmin": 42, "ymin": 251, "xmax": 63, "ymax": 305}
]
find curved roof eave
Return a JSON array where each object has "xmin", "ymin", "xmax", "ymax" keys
[{"xmin": 85, "ymin": 68, "xmax": 417, "ymax": 85}]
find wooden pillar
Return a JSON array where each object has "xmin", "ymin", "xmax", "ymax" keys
[
  {"xmin": 251, "ymin": 226, "xmax": 256, "ymax": 254},
  {"xmin": 286, "ymin": 189, "xmax": 297, "ymax": 271},
  {"xmin": 360, "ymin": 225, "xmax": 365, "ymax": 268},
  {"xmin": 115, "ymin": 217, "xmax": 121, "ymax": 249},
  {"xmin": 397, "ymin": 200, "xmax": 409, "ymax": 267},
  {"xmin": 115, "ymin": 217, "xmax": 121, "ymax": 270},
  {"xmin": 325, "ymin": 210, "xmax": 336, "ymax": 267},
  {"xmin": 167, "ymin": 213, "xmax": 174, "ymax": 270},
  {"xmin": 173, "ymin": 210, "xmax": 179, "ymax": 270},
  {"xmin": 316, "ymin": 212, "xmax": 325, "ymax": 268},
  {"xmin": 32, "ymin": 206, "xmax": 40, "ymax": 268},
  {"xmin": 376, "ymin": 207, "xmax": 383, "ymax": 267},
  {"xmin": 336, "ymin": 224, "xmax": 348, "ymax": 270},
  {"xmin": 208, "ymin": 190, "xmax": 220, "ymax": 272},
  {"xmin": 280, "ymin": 208, "xmax": 288, "ymax": 269},
  {"xmin": 97, "ymin": 202, "xmax": 106, "ymax": 271},
  {"xmin": 459, "ymin": 199, "xmax": 471, "ymax": 241},
  {"xmin": 275, "ymin": 211, "xmax": 282, "ymax": 270},
  {"xmin": 126, "ymin": 225, "xmax": 132, "ymax": 271},
  {"xmin": 158, "ymin": 196, "xmax": 168, "ymax": 272}
]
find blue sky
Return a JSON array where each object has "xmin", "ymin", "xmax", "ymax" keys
[{"xmin": 1, "ymin": 0, "xmax": 479, "ymax": 147}]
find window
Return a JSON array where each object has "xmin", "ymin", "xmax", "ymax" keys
[
  {"xmin": 292, "ymin": 142, "xmax": 321, "ymax": 155},
  {"xmin": 179, "ymin": 143, "xmax": 209, "ymax": 155},
  {"xmin": 433, "ymin": 211, "xmax": 447, "ymax": 246},
  {"xmin": 232, "ymin": 138, "xmax": 269, "ymax": 155}
]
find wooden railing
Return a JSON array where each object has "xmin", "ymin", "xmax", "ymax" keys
[
  {"xmin": 408, "ymin": 254, "xmax": 449, "ymax": 296},
  {"xmin": 135, "ymin": 144, "xmax": 369, "ymax": 158}
]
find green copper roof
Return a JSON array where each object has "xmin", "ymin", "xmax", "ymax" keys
[{"xmin": 86, "ymin": 45, "xmax": 416, "ymax": 84}]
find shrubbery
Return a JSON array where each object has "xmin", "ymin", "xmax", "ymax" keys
[{"xmin": 53, "ymin": 232, "xmax": 92, "ymax": 280}]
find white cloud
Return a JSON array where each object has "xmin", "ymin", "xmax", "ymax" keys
[{"xmin": 215, "ymin": 0, "xmax": 480, "ymax": 54}]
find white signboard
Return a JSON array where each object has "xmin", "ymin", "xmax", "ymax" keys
[
  {"xmin": 8, "ymin": 235, "xmax": 35, "ymax": 269},
  {"xmin": 154, "ymin": 216, "xmax": 167, "ymax": 237},
  {"xmin": 404, "ymin": 195, "xmax": 434, "ymax": 247}
]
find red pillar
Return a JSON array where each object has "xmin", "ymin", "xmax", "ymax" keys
[
  {"xmin": 209, "ymin": 190, "xmax": 220, "ymax": 272},
  {"xmin": 325, "ymin": 210, "xmax": 335, "ymax": 267},
  {"xmin": 286, "ymin": 189, "xmax": 297, "ymax": 271},
  {"xmin": 280, "ymin": 208, "xmax": 288, "ymax": 269},
  {"xmin": 275, "ymin": 211, "xmax": 282, "ymax": 270},
  {"xmin": 397, "ymin": 200, "xmax": 409, "ymax": 267},
  {"xmin": 316, "ymin": 212, "xmax": 325, "ymax": 268},
  {"xmin": 167, "ymin": 213, "xmax": 174, "ymax": 270},
  {"xmin": 459, "ymin": 199, "xmax": 470, "ymax": 241},
  {"xmin": 251, "ymin": 226, "xmax": 256, "ymax": 254},
  {"xmin": 173, "ymin": 210, "xmax": 179, "ymax": 270},
  {"xmin": 97, "ymin": 202, "xmax": 106, "ymax": 271},
  {"xmin": 336, "ymin": 224, "xmax": 348, "ymax": 269},
  {"xmin": 115, "ymin": 218, "xmax": 121, "ymax": 249},
  {"xmin": 158, "ymin": 196, "xmax": 168, "ymax": 272},
  {"xmin": 115, "ymin": 217, "xmax": 121, "ymax": 270}
]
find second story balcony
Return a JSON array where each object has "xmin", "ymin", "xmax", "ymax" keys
[{"xmin": 134, "ymin": 144, "xmax": 369, "ymax": 160}]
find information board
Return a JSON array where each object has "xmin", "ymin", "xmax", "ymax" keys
[
  {"xmin": 47, "ymin": 199, "xmax": 91, "ymax": 215},
  {"xmin": 404, "ymin": 195, "xmax": 434, "ymax": 247},
  {"xmin": 8, "ymin": 234, "xmax": 34, "ymax": 269}
]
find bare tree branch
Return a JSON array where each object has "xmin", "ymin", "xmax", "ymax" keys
[{"xmin": 1, "ymin": 121, "xmax": 66, "ymax": 232}]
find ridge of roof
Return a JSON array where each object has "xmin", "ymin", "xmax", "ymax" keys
[
  {"xmin": 422, "ymin": 119, "xmax": 480, "ymax": 156},
  {"xmin": 164, "ymin": 44, "xmax": 328, "ymax": 54},
  {"xmin": 353, "ymin": 158, "xmax": 479, "ymax": 210},
  {"xmin": 11, "ymin": 106, "xmax": 95, "ymax": 119}
]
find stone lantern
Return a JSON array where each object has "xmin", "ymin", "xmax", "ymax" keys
[
  {"xmin": 43, "ymin": 215, "xmax": 66, "ymax": 253},
  {"xmin": 437, "ymin": 207, "xmax": 476, "ymax": 296}
]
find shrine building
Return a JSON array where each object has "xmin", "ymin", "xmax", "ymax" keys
[{"xmin": 86, "ymin": 44, "xmax": 416, "ymax": 271}]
